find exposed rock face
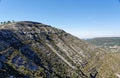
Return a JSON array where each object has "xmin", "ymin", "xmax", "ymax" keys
[{"xmin": 0, "ymin": 21, "xmax": 105, "ymax": 78}]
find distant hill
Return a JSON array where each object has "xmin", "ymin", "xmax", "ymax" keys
[
  {"xmin": 86, "ymin": 37, "xmax": 120, "ymax": 52},
  {"xmin": 86, "ymin": 37, "xmax": 120, "ymax": 46}
]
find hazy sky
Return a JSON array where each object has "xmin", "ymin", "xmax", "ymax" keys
[{"xmin": 0, "ymin": 0, "xmax": 120, "ymax": 38}]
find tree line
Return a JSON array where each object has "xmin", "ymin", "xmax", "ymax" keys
[{"xmin": 0, "ymin": 20, "xmax": 15, "ymax": 25}]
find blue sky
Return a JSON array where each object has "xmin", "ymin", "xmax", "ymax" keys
[{"xmin": 0, "ymin": 0, "xmax": 120, "ymax": 38}]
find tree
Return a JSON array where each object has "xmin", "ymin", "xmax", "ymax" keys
[
  {"xmin": 0, "ymin": 22, "xmax": 3, "ymax": 25},
  {"xmin": 7, "ymin": 21, "xmax": 11, "ymax": 24},
  {"xmin": 12, "ymin": 20, "xmax": 15, "ymax": 23},
  {"xmin": 3, "ymin": 21, "xmax": 6, "ymax": 25}
]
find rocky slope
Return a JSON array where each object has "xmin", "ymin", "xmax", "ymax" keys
[{"xmin": 0, "ymin": 21, "xmax": 108, "ymax": 78}]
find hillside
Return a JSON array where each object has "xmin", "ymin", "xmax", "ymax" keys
[
  {"xmin": 97, "ymin": 53, "xmax": 120, "ymax": 78},
  {"xmin": 0, "ymin": 21, "xmax": 119, "ymax": 78}
]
